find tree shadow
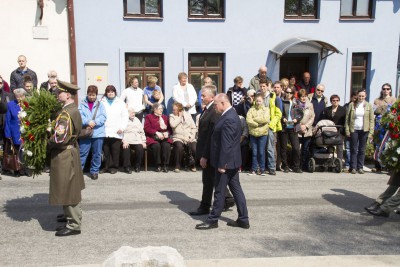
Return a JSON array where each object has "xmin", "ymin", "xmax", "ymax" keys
[
  {"xmin": 3, "ymin": 193, "xmax": 62, "ymax": 232},
  {"xmin": 322, "ymin": 188, "xmax": 375, "ymax": 214}
]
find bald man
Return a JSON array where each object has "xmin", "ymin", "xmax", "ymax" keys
[
  {"xmin": 195, "ymin": 93, "xmax": 249, "ymax": 230},
  {"xmin": 249, "ymin": 65, "xmax": 271, "ymax": 91}
]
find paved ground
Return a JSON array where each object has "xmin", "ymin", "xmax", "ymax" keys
[{"xmin": 1, "ymin": 168, "xmax": 400, "ymax": 266}]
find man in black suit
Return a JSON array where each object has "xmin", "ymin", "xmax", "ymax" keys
[
  {"xmin": 189, "ymin": 86, "xmax": 235, "ymax": 216},
  {"xmin": 196, "ymin": 93, "xmax": 249, "ymax": 230}
]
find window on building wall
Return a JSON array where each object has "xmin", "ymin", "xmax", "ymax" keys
[
  {"xmin": 340, "ymin": 0, "xmax": 373, "ymax": 18},
  {"xmin": 188, "ymin": 0, "xmax": 224, "ymax": 19},
  {"xmin": 351, "ymin": 53, "xmax": 369, "ymax": 93},
  {"xmin": 285, "ymin": 0, "xmax": 318, "ymax": 19},
  {"xmin": 125, "ymin": 53, "xmax": 164, "ymax": 90},
  {"xmin": 124, "ymin": 0, "xmax": 162, "ymax": 18},
  {"xmin": 188, "ymin": 53, "xmax": 224, "ymax": 94}
]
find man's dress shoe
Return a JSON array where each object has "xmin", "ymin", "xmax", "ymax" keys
[
  {"xmin": 364, "ymin": 201, "xmax": 380, "ymax": 212},
  {"xmin": 366, "ymin": 207, "xmax": 389, "ymax": 217},
  {"xmin": 195, "ymin": 221, "xmax": 218, "ymax": 230},
  {"xmin": 223, "ymin": 200, "xmax": 235, "ymax": 211},
  {"xmin": 124, "ymin": 167, "xmax": 132, "ymax": 174},
  {"xmin": 55, "ymin": 228, "xmax": 81, "ymax": 236},
  {"xmin": 227, "ymin": 220, "xmax": 250, "ymax": 229},
  {"xmin": 56, "ymin": 225, "xmax": 66, "ymax": 231},
  {"xmin": 189, "ymin": 208, "xmax": 210, "ymax": 216}
]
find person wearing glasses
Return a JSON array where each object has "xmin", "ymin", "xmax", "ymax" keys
[
  {"xmin": 280, "ymin": 87, "xmax": 303, "ymax": 173},
  {"xmin": 321, "ymin": 94, "xmax": 347, "ymax": 167},
  {"xmin": 236, "ymin": 89, "xmax": 255, "ymax": 118},
  {"xmin": 308, "ymin": 84, "xmax": 328, "ymax": 127},
  {"xmin": 345, "ymin": 89, "xmax": 374, "ymax": 174},
  {"xmin": 372, "ymin": 83, "xmax": 397, "ymax": 173}
]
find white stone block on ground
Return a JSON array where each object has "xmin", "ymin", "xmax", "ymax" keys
[{"xmin": 102, "ymin": 246, "xmax": 186, "ymax": 267}]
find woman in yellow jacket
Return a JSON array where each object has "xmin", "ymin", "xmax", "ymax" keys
[
  {"xmin": 246, "ymin": 94, "xmax": 270, "ymax": 175},
  {"xmin": 345, "ymin": 89, "xmax": 374, "ymax": 174}
]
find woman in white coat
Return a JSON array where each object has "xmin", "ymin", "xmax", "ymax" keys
[
  {"xmin": 100, "ymin": 85, "xmax": 128, "ymax": 174},
  {"xmin": 172, "ymin": 72, "xmax": 197, "ymax": 122}
]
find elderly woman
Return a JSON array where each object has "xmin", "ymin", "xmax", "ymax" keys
[
  {"xmin": 143, "ymin": 76, "xmax": 164, "ymax": 115},
  {"xmin": 144, "ymin": 103, "xmax": 172, "ymax": 172},
  {"xmin": 345, "ymin": 89, "xmax": 374, "ymax": 174},
  {"xmin": 297, "ymin": 89, "xmax": 315, "ymax": 171},
  {"xmin": 78, "ymin": 85, "xmax": 107, "ymax": 180},
  {"xmin": 121, "ymin": 108, "xmax": 146, "ymax": 173},
  {"xmin": 169, "ymin": 102, "xmax": 197, "ymax": 173},
  {"xmin": 101, "ymin": 85, "xmax": 128, "ymax": 174},
  {"xmin": 372, "ymin": 83, "xmax": 397, "ymax": 172},
  {"xmin": 4, "ymin": 88, "xmax": 28, "ymax": 176},
  {"xmin": 172, "ymin": 72, "xmax": 197, "ymax": 122}
]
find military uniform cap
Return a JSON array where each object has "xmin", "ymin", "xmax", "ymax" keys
[{"xmin": 57, "ymin": 80, "xmax": 80, "ymax": 94}]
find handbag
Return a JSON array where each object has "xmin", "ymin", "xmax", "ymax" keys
[
  {"xmin": 79, "ymin": 100, "xmax": 100, "ymax": 139},
  {"xmin": 2, "ymin": 139, "xmax": 21, "ymax": 172}
]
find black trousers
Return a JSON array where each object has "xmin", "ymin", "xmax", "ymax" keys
[
  {"xmin": 240, "ymin": 138, "xmax": 250, "ymax": 170},
  {"xmin": 122, "ymin": 144, "xmax": 144, "ymax": 168},
  {"xmin": 280, "ymin": 129, "xmax": 301, "ymax": 169},
  {"xmin": 200, "ymin": 164, "xmax": 234, "ymax": 209},
  {"xmin": 173, "ymin": 141, "xmax": 196, "ymax": 169},
  {"xmin": 149, "ymin": 140, "xmax": 171, "ymax": 166},
  {"xmin": 103, "ymin": 137, "xmax": 122, "ymax": 171}
]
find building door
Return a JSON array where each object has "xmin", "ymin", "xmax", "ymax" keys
[{"xmin": 279, "ymin": 55, "xmax": 309, "ymax": 81}]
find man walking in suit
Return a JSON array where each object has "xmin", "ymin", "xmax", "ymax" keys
[
  {"xmin": 196, "ymin": 93, "xmax": 249, "ymax": 230},
  {"xmin": 189, "ymin": 86, "xmax": 235, "ymax": 216}
]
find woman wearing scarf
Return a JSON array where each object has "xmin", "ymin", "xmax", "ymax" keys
[
  {"xmin": 144, "ymin": 103, "xmax": 172, "ymax": 172},
  {"xmin": 100, "ymin": 85, "xmax": 128, "ymax": 174}
]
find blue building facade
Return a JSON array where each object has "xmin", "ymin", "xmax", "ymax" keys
[{"xmin": 73, "ymin": 0, "xmax": 400, "ymax": 109}]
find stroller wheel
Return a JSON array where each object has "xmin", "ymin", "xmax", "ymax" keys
[
  {"xmin": 308, "ymin": 158, "xmax": 315, "ymax": 173},
  {"xmin": 333, "ymin": 158, "xmax": 342, "ymax": 173}
]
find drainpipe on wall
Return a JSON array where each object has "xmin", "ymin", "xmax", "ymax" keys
[{"xmin": 67, "ymin": 0, "xmax": 78, "ymax": 103}]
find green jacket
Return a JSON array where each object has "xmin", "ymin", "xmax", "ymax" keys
[
  {"xmin": 268, "ymin": 92, "xmax": 282, "ymax": 132},
  {"xmin": 345, "ymin": 101, "xmax": 374, "ymax": 137},
  {"xmin": 246, "ymin": 104, "xmax": 270, "ymax": 137}
]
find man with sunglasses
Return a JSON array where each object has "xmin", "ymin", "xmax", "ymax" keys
[{"xmin": 308, "ymin": 84, "xmax": 328, "ymax": 127}]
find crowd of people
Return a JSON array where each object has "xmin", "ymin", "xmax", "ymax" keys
[{"xmin": 0, "ymin": 57, "xmax": 397, "ymax": 180}]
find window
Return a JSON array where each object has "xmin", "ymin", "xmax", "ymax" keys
[
  {"xmin": 124, "ymin": 0, "xmax": 162, "ymax": 18},
  {"xmin": 188, "ymin": 53, "xmax": 224, "ymax": 94},
  {"xmin": 285, "ymin": 0, "xmax": 318, "ymax": 19},
  {"xmin": 340, "ymin": 0, "xmax": 372, "ymax": 18},
  {"xmin": 125, "ymin": 53, "xmax": 163, "ymax": 90},
  {"xmin": 188, "ymin": 0, "xmax": 224, "ymax": 19},
  {"xmin": 351, "ymin": 53, "xmax": 369, "ymax": 93}
]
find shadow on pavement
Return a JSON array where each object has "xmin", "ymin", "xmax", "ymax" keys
[
  {"xmin": 160, "ymin": 190, "xmax": 199, "ymax": 214},
  {"xmin": 322, "ymin": 188, "xmax": 375, "ymax": 214},
  {"xmin": 3, "ymin": 193, "xmax": 61, "ymax": 232}
]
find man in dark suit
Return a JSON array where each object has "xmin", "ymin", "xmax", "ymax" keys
[
  {"xmin": 189, "ymin": 85, "xmax": 235, "ymax": 216},
  {"xmin": 196, "ymin": 93, "xmax": 249, "ymax": 230}
]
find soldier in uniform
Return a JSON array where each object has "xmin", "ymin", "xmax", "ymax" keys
[{"xmin": 49, "ymin": 80, "xmax": 85, "ymax": 237}]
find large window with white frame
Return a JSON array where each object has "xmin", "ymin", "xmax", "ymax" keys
[
  {"xmin": 123, "ymin": 0, "xmax": 162, "ymax": 18},
  {"xmin": 125, "ymin": 53, "xmax": 164, "ymax": 90},
  {"xmin": 340, "ymin": 0, "xmax": 373, "ymax": 18},
  {"xmin": 284, "ymin": 0, "xmax": 319, "ymax": 19},
  {"xmin": 188, "ymin": 53, "xmax": 224, "ymax": 94}
]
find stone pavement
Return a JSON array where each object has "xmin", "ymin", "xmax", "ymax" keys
[{"xmin": 1, "ymin": 168, "xmax": 400, "ymax": 266}]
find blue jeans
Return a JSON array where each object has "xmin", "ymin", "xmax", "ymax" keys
[
  {"xmin": 344, "ymin": 137, "xmax": 352, "ymax": 168},
  {"xmin": 79, "ymin": 137, "xmax": 104, "ymax": 174},
  {"xmin": 350, "ymin": 130, "xmax": 369, "ymax": 170},
  {"xmin": 266, "ymin": 129, "xmax": 276, "ymax": 171},
  {"xmin": 299, "ymin": 136, "xmax": 311, "ymax": 170},
  {"xmin": 250, "ymin": 135, "xmax": 267, "ymax": 172}
]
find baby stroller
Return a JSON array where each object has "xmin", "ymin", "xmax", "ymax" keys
[{"xmin": 308, "ymin": 120, "xmax": 343, "ymax": 173}]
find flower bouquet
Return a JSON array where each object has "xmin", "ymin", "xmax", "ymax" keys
[
  {"xmin": 18, "ymin": 90, "xmax": 61, "ymax": 177},
  {"xmin": 378, "ymin": 98, "xmax": 400, "ymax": 171}
]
